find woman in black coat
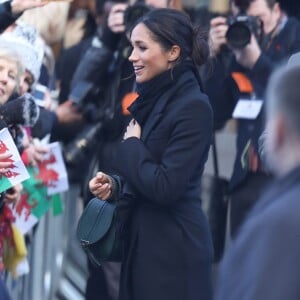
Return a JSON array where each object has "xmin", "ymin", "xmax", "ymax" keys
[{"xmin": 89, "ymin": 8, "xmax": 214, "ymax": 300}]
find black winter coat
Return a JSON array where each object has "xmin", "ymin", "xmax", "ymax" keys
[{"xmin": 112, "ymin": 69, "xmax": 214, "ymax": 300}]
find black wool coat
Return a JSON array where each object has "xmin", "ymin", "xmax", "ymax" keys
[{"xmin": 112, "ymin": 69, "xmax": 214, "ymax": 300}]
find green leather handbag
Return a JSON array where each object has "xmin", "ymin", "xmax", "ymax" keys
[{"xmin": 76, "ymin": 197, "xmax": 122, "ymax": 266}]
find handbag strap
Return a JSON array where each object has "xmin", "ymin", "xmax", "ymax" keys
[{"xmin": 212, "ymin": 132, "xmax": 220, "ymax": 178}]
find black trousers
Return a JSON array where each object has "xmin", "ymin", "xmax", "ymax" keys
[
  {"xmin": 85, "ymin": 261, "xmax": 111, "ymax": 300},
  {"xmin": 230, "ymin": 172, "xmax": 273, "ymax": 238}
]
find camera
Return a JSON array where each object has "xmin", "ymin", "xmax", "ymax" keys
[
  {"xmin": 32, "ymin": 83, "xmax": 47, "ymax": 107},
  {"xmin": 124, "ymin": 2, "xmax": 151, "ymax": 31},
  {"xmin": 226, "ymin": 14, "xmax": 263, "ymax": 49}
]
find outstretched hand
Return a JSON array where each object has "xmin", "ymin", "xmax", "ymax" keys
[
  {"xmin": 55, "ymin": 100, "xmax": 83, "ymax": 124},
  {"xmin": 24, "ymin": 143, "xmax": 49, "ymax": 166},
  {"xmin": 10, "ymin": 0, "xmax": 47, "ymax": 15}
]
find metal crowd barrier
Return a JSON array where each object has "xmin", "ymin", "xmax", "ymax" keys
[{"xmin": 5, "ymin": 183, "xmax": 88, "ymax": 300}]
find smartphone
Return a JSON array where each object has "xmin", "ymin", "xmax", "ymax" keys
[{"xmin": 33, "ymin": 84, "xmax": 47, "ymax": 107}]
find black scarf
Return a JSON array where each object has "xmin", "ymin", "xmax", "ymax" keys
[{"xmin": 128, "ymin": 60, "xmax": 198, "ymax": 126}]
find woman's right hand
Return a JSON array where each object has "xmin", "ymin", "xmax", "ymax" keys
[{"xmin": 89, "ymin": 172, "xmax": 113, "ymax": 200}]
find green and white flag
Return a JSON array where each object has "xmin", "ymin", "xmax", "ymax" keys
[
  {"xmin": 0, "ymin": 128, "xmax": 29, "ymax": 193},
  {"xmin": 12, "ymin": 142, "xmax": 67, "ymax": 234}
]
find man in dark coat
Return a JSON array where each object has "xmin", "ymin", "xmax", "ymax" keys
[
  {"xmin": 215, "ymin": 63, "xmax": 300, "ymax": 300},
  {"xmin": 206, "ymin": 0, "xmax": 300, "ymax": 237}
]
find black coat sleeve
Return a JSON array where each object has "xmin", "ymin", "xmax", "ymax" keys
[
  {"xmin": 31, "ymin": 107, "xmax": 58, "ymax": 139},
  {"xmin": 0, "ymin": 1, "xmax": 21, "ymax": 33},
  {"xmin": 68, "ymin": 25, "xmax": 123, "ymax": 103}
]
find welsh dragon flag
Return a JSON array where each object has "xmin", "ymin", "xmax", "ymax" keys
[
  {"xmin": 0, "ymin": 128, "xmax": 29, "ymax": 193},
  {"xmin": 12, "ymin": 142, "xmax": 69, "ymax": 234}
]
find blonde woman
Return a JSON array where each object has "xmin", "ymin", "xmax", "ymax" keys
[{"xmin": 0, "ymin": 46, "xmax": 24, "ymax": 104}]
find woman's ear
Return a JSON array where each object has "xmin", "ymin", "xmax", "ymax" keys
[{"xmin": 168, "ymin": 45, "xmax": 180, "ymax": 62}]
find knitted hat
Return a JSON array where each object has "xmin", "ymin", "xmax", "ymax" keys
[{"xmin": 0, "ymin": 22, "xmax": 45, "ymax": 85}]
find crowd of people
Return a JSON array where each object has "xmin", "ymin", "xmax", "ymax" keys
[{"xmin": 0, "ymin": 0, "xmax": 300, "ymax": 299}]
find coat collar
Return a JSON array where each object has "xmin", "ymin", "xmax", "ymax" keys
[
  {"xmin": 141, "ymin": 85, "xmax": 177, "ymax": 142},
  {"xmin": 139, "ymin": 68, "xmax": 197, "ymax": 141}
]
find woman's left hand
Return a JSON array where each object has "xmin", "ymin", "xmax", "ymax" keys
[{"xmin": 123, "ymin": 119, "xmax": 141, "ymax": 140}]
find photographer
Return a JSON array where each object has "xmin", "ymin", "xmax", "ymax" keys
[{"xmin": 206, "ymin": 0, "xmax": 300, "ymax": 238}]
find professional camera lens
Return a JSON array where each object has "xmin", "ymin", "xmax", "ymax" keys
[
  {"xmin": 226, "ymin": 20, "xmax": 251, "ymax": 49},
  {"xmin": 226, "ymin": 14, "xmax": 262, "ymax": 49}
]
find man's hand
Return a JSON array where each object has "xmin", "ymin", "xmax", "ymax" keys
[
  {"xmin": 10, "ymin": 0, "xmax": 47, "ymax": 15},
  {"xmin": 107, "ymin": 3, "xmax": 128, "ymax": 33},
  {"xmin": 209, "ymin": 16, "xmax": 228, "ymax": 57},
  {"xmin": 55, "ymin": 100, "xmax": 83, "ymax": 124},
  {"xmin": 232, "ymin": 34, "xmax": 261, "ymax": 69}
]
